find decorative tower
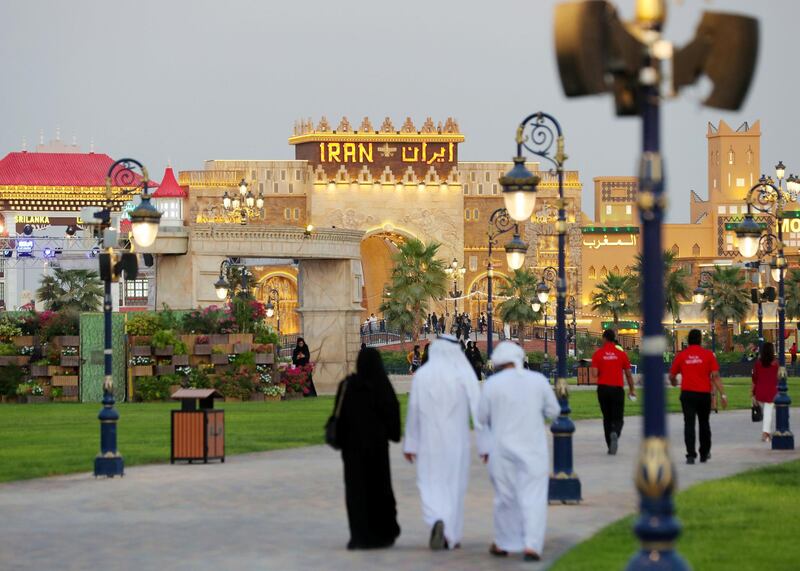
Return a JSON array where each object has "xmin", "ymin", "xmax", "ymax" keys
[{"xmin": 152, "ymin": 166, "xmax": 188, "ymax": 228}]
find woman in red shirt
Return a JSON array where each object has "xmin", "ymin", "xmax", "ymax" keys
[{"xmin": 752, "ymin": 342, "xmax": 779, "ymax": 442}]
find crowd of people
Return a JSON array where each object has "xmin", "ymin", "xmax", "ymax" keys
[{"xmin": 330, "ymin": 326, "xmax": 780, "ymax": 561}]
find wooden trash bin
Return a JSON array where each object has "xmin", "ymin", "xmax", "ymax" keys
[
  {"xmin": 170, "ymin": 388, "xmax": 225, "ymax": 464},
  {"xmin": 576, "ymin": 360, "xmax": 597, "ymax": 385}
]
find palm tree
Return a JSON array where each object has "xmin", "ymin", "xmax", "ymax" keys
[
  {"xmin": 784, "ymin": 269, "xmax": 800, "ymax": 323},
  {"xmin": 379, "ymin": 239, "xmax": 447, "ymax": 346},
  {"xmin": 632, "ymin": 250, "xmax": 692, "ymax": 320},
  {"xmin": 37, "ymin": 267, "xmax": 103, "ymax": 312},
  {"xmin": 497, "ymin": 268, "xmax": 540, "ymax": 343},
  {"xmin": 702, "ymin": 266, "xmax": 751, "ymax": 351},
  {"xmin": 591, "ymin": 272, "xmax": 636, "ymax": 327}
]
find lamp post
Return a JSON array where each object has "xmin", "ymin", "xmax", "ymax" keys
[
  {"xmin": 692, "ymin": 271, "xmax": 716, "ymax": 353},
  {"xmin": 485, "ymin": 209, "xmax": 529, "ymax": 359},
  {"xmin": 502, "ymin": 111, "xmax": 579, "ymax": 504},
  {"xmin": 445, "ymin": 257, "xmax": 466, "ymax": 314},
  {"xmin": 94, "ymin": 158, "xmax": 162, "ymax": 478},
  {"xmin": 221, "ymin": 178, "xmax": 265, "ymax": 225},
  {"xmin": 214, "ymin": 257, "xmax": 252, "ymax": 301},
  {"xmin": 536, "ymin": 267, "xmax": 557, "ymax": 358},
  {"xmin": 566, "ymin": 295, "xmax": 577, "ymax": 356},
  {"xmin": 735, "ymin": 173, "xmax": 794, "ymax": 450},
  {"xmin": 265, "ymin": 287, "xmax": 281, "ymax": 336}
]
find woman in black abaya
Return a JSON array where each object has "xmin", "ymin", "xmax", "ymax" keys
[
  {"xmin": 292, "ymin": 337, "xmax": 317, "ymax": 396},
  {"xmin": 334, "ymin": 347, "xmax": 401, "ymax": 549}
]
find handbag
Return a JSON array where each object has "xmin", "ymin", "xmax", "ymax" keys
[
  {"xmin": 751, "ymin": 400, "xmax": 763, "ymax": 423},
  {"xmin": 325, "ymin": 378, "xmax": 349, "ymax": 449}
]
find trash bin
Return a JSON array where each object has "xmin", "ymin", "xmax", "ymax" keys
[
  {"xmin": 577, "ymin": 359, "xmax": 597, "ymax": 385},
  {"xmin": 170, "ymin": 388, "xmax": 225, "ymax": 464}
]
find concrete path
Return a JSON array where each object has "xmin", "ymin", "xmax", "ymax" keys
[{"xmin": 0, "ymin": 409, "xmax": 797, "ymax": 571}]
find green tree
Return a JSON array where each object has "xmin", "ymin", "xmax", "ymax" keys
[
  {"xmin": 784, "ymin": 269, "xmax": 800, "ymax": 323},
  {"xmin": 591, "ymin": 272, "xmax": 636, "ymax": 327},
  {"xmin": 633, "ymin": 250, "xmax": 692, "ymax": 320},
  {"xmin": 379, "ymin": 239, "xmax": 447, "ymax": 346},
  {"xmin": 702, "ymin": 266, "xmax": 751, "ymax": 351},
  {"xmin": 497, "ymin": 268, "xmax": 540, "ymax": 343},
  {"xmin": 37, "ymin": 267, "xmax": 103, "ymax": 312}
]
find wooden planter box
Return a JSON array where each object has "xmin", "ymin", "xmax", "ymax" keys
[
  {"xmin": 154, "ymin": 346, "xmax": 174, "ymax": 357},
  {"xmin": 30, "ymin": 365, "xmax": 51, "ymax": 377},
  {"xmin": 189, "ymin": 355, "xmax": 210, "ymax": 367},
  {"xmin": 0, "ymin": 356, "xmax": 30, "ymax": 366},
  {"xmin": 55, "ymin": 336, "xmax": 80, "ymax": 347},
  {"xmin": 20, "ymin": 395, "xmax": 50, "ymax": 404},
  {"xmin": 54, "ymin": 395, "xmax": 79, "ymax": 402},
  {"xmin": 256, "ymin": 343, "xmax": 274, "ymax": 354},
  {"xmin": 132, "ymin": 365, "xmax": 153, "ymax": 377},
  {"xmin": 250, "ymin": 392, "xmax": 265, "ymax": 402},
  {"xmin": 172, "ymin": 354, "xmax": 190, "ymax": 366},
  {"xmin": 129, "ymin": 336, "xmax": 152, "ymax": 346},
  {"xmin": 265, "ymin": 394, "xmax": 282, "ymax": 402},
  {"xmin": 131, "ymin": 345, "xmax": 152, "ymax": 357},
  {"xmin": 211, "ymin": 353, "xmax": 229, "ymax": 365},
  {"xmin": 254, "ymin": 352, "xmax": 274, "ymax": 365},
  {"xmin": 156, "ymin": 364, "xmax": 176, "ymax": 376},
  {"xmin": 62, "ymin": 385, "xmax": 79, "ymax": 397},
  {"xmin": 208, "ymin": 334, "xmax": 229, "ymax": 345},
  {"xmin": 48, "ymin": 365, "xmax": 62, "ymax": 376},
  {"xmin": 232, "ymin": 342, "xmax": 252, "ymax": 354},
  {"xmin": 228, "ymin": 333, "xmax": 253, "ymax": 345},
  {"xmin": 194, "ymin": 344, "xmax": 212, "ymax": 356},
  {"xmin": 60, "ymin": 355, "xmax": 81, "ymax": 368},
  {"xmin": 13, "ymin": 336, "xmax": 35, "ymax": 347},
  {"xmin": 51, "ymin": 375, "xmax": 79, "ymax": 387}
]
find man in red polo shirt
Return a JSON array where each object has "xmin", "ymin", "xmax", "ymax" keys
[
  {"xmin": 591, "ymin": 329, "xmax": 636, "ymax": 455},
  {"xmin": 669, "ymin": 328, "xmax": 727, "ymax": 464}
]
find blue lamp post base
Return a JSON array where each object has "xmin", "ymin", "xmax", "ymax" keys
[
  {"xmin": 549, "ymin": 410, "xmax": 582, "ymax": 503},
  {"xmin": 94, "ymin": 455, "xmax": 124, "ymax": 478}
]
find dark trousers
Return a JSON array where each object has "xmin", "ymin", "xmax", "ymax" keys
[
  {"xmin": 680, "ymin": 391, "xmax": 712, "ymax": 459},
  {"xmin": 597, "ymin": 385, "xmax": 625, "ymax": 447}
]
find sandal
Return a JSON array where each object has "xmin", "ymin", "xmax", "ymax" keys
[
  {"xmin": 489, "ymin": 543, "xmax": 509, "ymax": 557},
  {"xmin": 524, "ymin": 550, "xmax": 541, "ymax": 562}
]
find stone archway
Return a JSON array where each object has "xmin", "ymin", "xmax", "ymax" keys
[
  {"xmin": 468, "ymin": 272, "xmax": 511, "ymax": 319},
  {"xmin": 359, "ymin": 227, "xmax": 417, "ymax": 319},
  {"xmin": 255, "ymin": 272, "xmax": 299, "ymax": 335}
]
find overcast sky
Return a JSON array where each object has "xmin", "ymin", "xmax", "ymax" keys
[{"xmin": 0, "ymin": 0, "xmax": 795, "ymax": 222}]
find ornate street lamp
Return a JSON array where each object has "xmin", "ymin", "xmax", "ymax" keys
[
  {"xmin": 506, "ymin": 110, "xmax": 579, "ymax": 504},
  {"xmin": 264, "ymin": 287, "xmax": 281, "ymax": 336},
  {"xmin": 537, "ymin": 267, "xmax": 558, "ymax": 359},
  {"xmin": 445, "ymin": 259, "xmax": 467, "ymax": 314},
  {"xmin": 94, "ymin": 158, "xmax": 163, "ymax": 478},
  {"xmin": 486, "ymin": 209, "xmax": 529, "ymax": 359},
  {"xmin": 221, "ymin": 178, "xmax": 265, "ymax": 224},
  {"xmin": 694, "ymin": 271, "xmax": 716, "ymax": 353},
  {"xmin": 214, "ymin": 258, "xmax": 251, "ymax": 301},
  {"xmin": 734, "ymin": 173, "xmax": 794, "ymax": 450}
]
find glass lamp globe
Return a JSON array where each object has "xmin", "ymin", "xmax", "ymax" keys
[
  {"xmin": 129, "ymin": 194, "xmax": 162, "ymax": 248},
  {"xmin": 692, "ymin": 286, "xmax": 705, "ymax": 305},
  {"xmin": 239, "ymin": 179, "xmax": 248, "ymax": 196},
  {"xmin": 775, "ymin": 161, "xmax": 786, "ymax": 180},
  {"xmin": 499, "ymin": 157, "xmax": 539, "ymax": 222},
  {"xmin": 504, "ymin": 234, "xmax": 528, "ymax": 270},
  {"xmin": 214, "ymin": 276, "xmax": 230, "ymax": 300},
  {"xmin": 245, "ymin": 192, "xmax": 255, "ymax": 208},
  {"xmin": 232, "ymin": 197, "xmax": 240, "ymax": 210},
  {"xmin": 531, "ymin": 302, "xmax": 541, "ymax": 312},
  {"xmin": 256, "ymin": 193, "xmax": 264, "ymax": 209},
  {"xmin": 222, "ymin": 191, "xmax": 231, "ymax": 209},
  {"xmin": 265, "ymin": 302, "xmax": 275, "ymax": 318},
  {"xmin": 536, "ymin": 281, "xmax": 551, "ymax": 304},
  {"xmin": 734, "ymin": 215, "xmax": 762, "ymax": 259},
  {"xmin": 771, "ymin": 267, "xmax": 783, "ymax": 283},
  {"xmin": 327, "ymin": 181, "xmax": 336, "ymax": 192}
]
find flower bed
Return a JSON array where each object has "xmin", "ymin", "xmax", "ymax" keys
[{"xmin": 279, "ymin": 363, "xmax": 314, "ymax": 397}]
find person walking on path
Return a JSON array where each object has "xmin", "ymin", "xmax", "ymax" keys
[
  {"xmin": 476, "ymin": 342, "xmax": 560, "ymax": 562},
  {"xmin": 407, "ymin": 345, "xmax": 422, "ymax": 374},
  {"xmin": 403, "ymin": 334, "xmax": 481, "ymax": 551},
  {"xmin": 590, "ymin": 329, "xmax": 636, "ymax": 455},
  {"xmin": 292, "ymin": 337, "xmax": 317, "ymax": 396},
  {"xmin": 334, "ymin": 348, "xmax": 402, "ymax": 550},
  {"xmin": 790, "ymin": 341, "xmax": 797, "ymax": 368},
  {"xmin": 669, "ymin": 329, "xmax": 727, "ymax": 464},
  {"xmin": 752, "ymin": 341, "xmax": 779, "ymax": 442},
  {"xmin": 465, "ymin": 340, "xmax": 484, "ymax": 380}
]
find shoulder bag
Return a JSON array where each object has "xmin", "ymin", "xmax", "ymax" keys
[
  {"xmin": 325, "ymin": 378, "xmax": 349, "ymax": 449},
  {"xmin": 751, "ymin": 398, "xmax": 763, "ymax": 423}
]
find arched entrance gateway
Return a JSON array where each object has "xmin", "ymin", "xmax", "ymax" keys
[
  {"xmin": 254, "ymin": 271, "xmax": 299, "ymax": 335},
  {"xmin": 359, "ymin": 228, "xmax": 414, "ymax": 319}
]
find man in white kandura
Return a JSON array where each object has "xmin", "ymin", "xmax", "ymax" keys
[
  {"xmin": 477, "ymin": 341, "xmax": 561, "ymax": 562},
  {"xmin": 403, "ymin": 334, "xmax": 481, "ymax": 550}
]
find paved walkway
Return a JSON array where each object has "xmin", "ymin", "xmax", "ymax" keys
[{"xmin": 0, "ymin": 409, "xmax": 797, "ymax": 571}]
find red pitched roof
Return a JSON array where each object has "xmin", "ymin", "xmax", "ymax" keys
[
  {"xmin": 0, "ymin": 151, "xmax": 127, "ymax": 187},
  {"xmin": 152, "ymin": 166, "xmax": 188, "ymax": 198}
]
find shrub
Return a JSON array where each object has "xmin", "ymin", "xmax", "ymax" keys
[
  {"xmin": 51, "ymin": 387, "xmax": 64, "ymax": 398},
  {"xmin": 214, "ymin": 366, "xmax": 257, "ymax": 399},
  {"xmin": 229, "ymin": 297, "xmax": 266, "ymax": 334},
  {"xmin": 187, "ymin": 368, "xmax": 212, "ymax": 389},
  {"xmin": 156, "ymin": 304, "xmax": 181, "ymax": 332},
  {"xmin": 0, "ymin": 364, "xmax": 24, "ymax": 396},
  {"xmin": 40, "ymin": 310, "xmax": 79, "ymax": 341},
  {"xmin": 151, "ymin": 329, "xmax": 187, "ymax": 354},
  {"xmin": 0, "ymin": 318, "xmax": 23, "ymax": 342},
  {"xmin": 134, "ymin": 376, "xmax": 173, "ymax": 401},
  {"xmin": 0, "ymin": 342, "xmax": 17, "ymax": 355},
  {"xmin": 253, "ymin": 324, "xmax": 279, "ymax": 346},
  {"xmin": 16, "ymin": 311, "xmax": 41, "ymax": 336},
  {"xmin": 126, "ymin": 313, "xmax": 161, "ymax": 337},
  {"xmin": 230, "ymin": 352, "xmax": 255, "ymax": 366},
  {"xmin": 182, "ymin": 306, "xmax": 226, "ymax": 334}
]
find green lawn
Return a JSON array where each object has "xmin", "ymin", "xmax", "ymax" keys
[
  {"xmin": 0, "ymin": 378, "xmax": 753, "ymax": 483},
  {"xmin": 550, "ymin": 459, "xmax": 800, "ymax": 570}
]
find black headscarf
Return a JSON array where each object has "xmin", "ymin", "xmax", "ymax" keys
[
  {"xmin": 352, "ymin": 348, "xmax": 391, "ymax": 391},
  {"xmin": 292, "ymin": 337, "xmax": 310, "ymax": 366}
]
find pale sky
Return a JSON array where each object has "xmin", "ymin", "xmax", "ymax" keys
[{"xmin": 0, "ymin": 0, "xmax": 795, "ymax": 223}]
